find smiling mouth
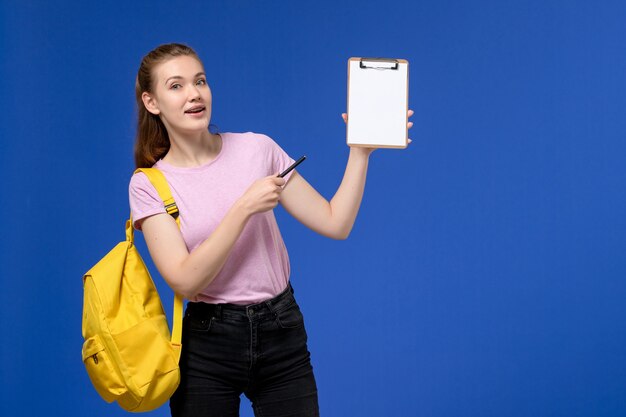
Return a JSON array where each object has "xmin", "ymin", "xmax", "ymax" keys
[{"xmin": 185, "ymin": 106, "xmax": 206, "ymax": 114}]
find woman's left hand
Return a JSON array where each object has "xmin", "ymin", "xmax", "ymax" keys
[{"xmin": 341, "ymin": 109, "xmax": 414, "ymax": 155}]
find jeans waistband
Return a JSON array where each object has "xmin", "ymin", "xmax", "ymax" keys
[{"xmin": 186, "ymin": 283, "xmax": 295, "ymax": 322}]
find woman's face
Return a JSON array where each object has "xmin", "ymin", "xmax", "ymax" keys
[{"xmin": 143, "ymin": 55, "xmax": 212, "ymax": 136}]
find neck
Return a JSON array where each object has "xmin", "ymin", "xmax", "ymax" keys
[{"xmin": 163, "ymin": 129, "xmax": 222, "ymax": 167}]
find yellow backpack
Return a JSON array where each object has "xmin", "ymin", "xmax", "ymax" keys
[{"xmin": 81, "ymin": 168, "xmax": 184, "ymax": 412}]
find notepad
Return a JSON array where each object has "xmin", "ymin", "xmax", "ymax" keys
[{"xmin": 346, "ymin": 58, "xmax": 409, "ymax": 148}]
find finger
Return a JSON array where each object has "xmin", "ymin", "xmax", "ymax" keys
[
  {"xmin": 341, "ymin": 113, "xmax": 348, "ymax": 123},
  {"xmin": 408, "ymin": 109, "xmax": 414, "ymax": 118},
  {"xmin": 273, "ymin": 176, "xmax": 286, "ymax": 186},
  {"xmin": 407, "ymin": 122, "xmax": 414, "ymax": 129}
]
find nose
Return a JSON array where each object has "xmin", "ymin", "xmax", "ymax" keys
[{"xmin": 188, "ymin": 85, "xmax": 201, "ymax": 101}]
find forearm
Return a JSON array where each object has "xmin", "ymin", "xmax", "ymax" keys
[
  {"xmin": 327, "ymin": 147, "xmax": 371, "ymax": 238},
  {"xmin": 145, "ymin": 175, "xmax": 284, "ymax": 298},
  {"xmin": 172, "ymin": 201, "xmax": 251, "ymax": 298}
]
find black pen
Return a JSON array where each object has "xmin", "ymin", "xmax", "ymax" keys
[{"xmin": 278, "ymin": 155, "xmax": 306, "ymax": 178}]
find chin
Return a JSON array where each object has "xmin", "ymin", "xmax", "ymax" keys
[{"xmin": 184, "ymin": 122, "xmax": 211, "ymax": 134}]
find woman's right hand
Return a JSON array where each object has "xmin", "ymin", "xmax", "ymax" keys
[{"xmin": 238, "ymin": 175, "xmax": 286, "ymax": 216}]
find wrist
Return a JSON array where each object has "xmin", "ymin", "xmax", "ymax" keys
[
  {"xmin": 232, "ymin": 198, "xmax": 253, "ymax": 221},
  {"xmin": 349, "ymin": 146, "xmax": 374, "ymax": 159}
]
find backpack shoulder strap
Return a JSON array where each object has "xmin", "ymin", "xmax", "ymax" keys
[
  {"xmin": 135, "ymin": 168, "xmax": 180, "ymax": 225},
  {"xmin": 133, "ymin": 167, "xmax": 184, "ymax": 357}
]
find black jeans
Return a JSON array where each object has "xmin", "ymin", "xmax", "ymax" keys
[{"xmin": 170, "ymin": 284, "xmax": 320, "ymax": 417}]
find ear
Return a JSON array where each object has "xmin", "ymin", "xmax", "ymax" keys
[{"xmin": 142, "ymin": 91, "xmax": 160, "ymax": 115}]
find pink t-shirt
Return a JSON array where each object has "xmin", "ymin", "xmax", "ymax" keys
[{"xmin": 128, "ymin": 132, "xmax": 296, "ymax": 305}]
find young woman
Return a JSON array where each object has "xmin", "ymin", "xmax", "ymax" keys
[{"xmin": 129, "ymin": 43, "xmax": 413, "ymax": 417}]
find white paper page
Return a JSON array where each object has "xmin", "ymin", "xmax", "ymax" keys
[{"xmin": 347, "ymin": 59, "xmax": 408, "ymax": 147}]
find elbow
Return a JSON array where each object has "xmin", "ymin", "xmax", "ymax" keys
[
  {"xmin": 164, "ymin": 278, "xmax": 197, "ymax": 300},
  {"xmin": 170, "ymin": 283, "xmax": 207, "ymax": 300},
  {"xmin": 176, "ymin": 287, "xmax": 200, "ymax": 300},
  {"xmin": 328, "ymin": 227, "xmax": 351, "ymax": 240},
  {"xmin": 163, "ymin": 271, "xmax": 213, "ymax": 300}
]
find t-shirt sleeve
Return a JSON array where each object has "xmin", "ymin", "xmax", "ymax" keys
[
  {"xmin": 128, "ymin": 172, "xmax": 166, "ymax": 230},
  {"xmin": 259, "ymin": 134, "xmax": 296, "ymax": 184}
]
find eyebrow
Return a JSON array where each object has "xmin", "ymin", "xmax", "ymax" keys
[{"xmin": 164, "ymin": 72, "xmax": 206, "ymax": 85}]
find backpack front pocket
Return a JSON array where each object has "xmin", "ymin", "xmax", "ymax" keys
[
  {"xmin": 82, "ymin": 335, "xmax": 126, "ymax": 402},
  {"xmin": 111, "ymin": 318, "xmax": 179, "ymax": 390}
]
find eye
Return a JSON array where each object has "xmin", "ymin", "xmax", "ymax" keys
[
  {"xmin": 170, "ymin": 83, "xmax": 182, "ymax": 90},
  {"xmin": 196, "ymin": 78, "xmax": 207, "ymax": 86}
]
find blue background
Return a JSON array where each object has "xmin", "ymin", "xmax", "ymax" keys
[{"xmin": 1, "ymin": 0, "xmax": 625, "ymax": 416}]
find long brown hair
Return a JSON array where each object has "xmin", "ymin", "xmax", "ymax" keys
[{"xmin": 134, "ymin": 43, "xmax": 200, "ymax": 168}]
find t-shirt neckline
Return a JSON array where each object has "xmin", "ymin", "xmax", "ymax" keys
[{"xmin": 156, "ymin": 133, "xmax": 228, "ymax": 173}]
